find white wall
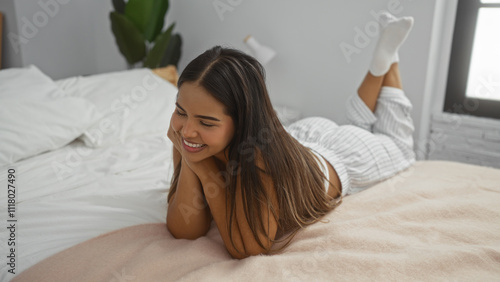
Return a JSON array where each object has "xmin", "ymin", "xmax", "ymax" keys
[
  {"xmin": 168, "ymin": 0, "xmax": 437, "ymax": 158},
  {"xmin": 416, "ymin": 0, "xmax": 457, "ymax": 158},
  {"xmin": 1, "ymin": 0, "xmax": 439, "ymax": 159},
  {"xmin": 0, "ymin": 0, "xmax": 24, "ymax": 68},
  {"xmin": 0, "ymin": 0, "xmax": 126, "ymax": 78}
]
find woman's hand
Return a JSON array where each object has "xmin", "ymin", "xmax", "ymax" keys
[
  {"xmin": 186, "ymin": 156, "xmax": 219, "ymax": 178},
  {"xmin": 167, "ymin": 122, "xmax": 183, "ymax": 153},
  {"xmin": 167, "ymin": 119, "xmax": 226, "ymax": 182},
  {"xmin": 168, "ymin": 120, "xmax": 220, "ymax": 175},
  {"xmin": 168, "ymin": 123, "xmax": 201, "ymax": 170}
]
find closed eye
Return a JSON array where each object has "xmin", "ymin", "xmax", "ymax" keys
[
  {"xmin": 175, "ymin": 108, "xmax": 186, "ymax": 117},
  {"xmin": 176, "ymin": 108, "xmax": 214, "ymax": 127},
  {"xmin": 200, "ymin": 121, "xmax": 215, "ymax": 127}
]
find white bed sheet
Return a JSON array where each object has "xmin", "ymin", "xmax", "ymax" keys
[
  {"xmin": 0, "ymin": 66, "xmax": 301, "ymax": 281},
  {"xmin": 0, "ymin": 133, "xmax": 173, "ymax": 281}
]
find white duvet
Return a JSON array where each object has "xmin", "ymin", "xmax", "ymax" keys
[
  {"xmin": 0, "ymin": 66, "xmax": 177, "ymax": 281},
  {"xmin": 1, "ymin": 134, "xmax": 173, "ymax": 280}
]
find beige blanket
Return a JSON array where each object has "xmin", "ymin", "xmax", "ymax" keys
[{"xmin": 13, "ymin": 161, "xmax": 500, "ymax": 281}]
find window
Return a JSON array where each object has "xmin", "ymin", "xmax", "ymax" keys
[{"xmin": 444, "ymin": 0, "xmax": 500, "ymax": 119}]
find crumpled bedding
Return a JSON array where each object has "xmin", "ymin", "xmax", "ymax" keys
[{"xmin": 13, "ymin": 161, "xmax": 500, "ymax": 281}]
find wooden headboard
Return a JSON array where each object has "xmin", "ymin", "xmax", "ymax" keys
[{"xmin": 152, "ymin": 65, "xmax": 179, "ymax": 86}]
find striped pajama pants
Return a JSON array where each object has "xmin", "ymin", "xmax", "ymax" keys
[{"xmin": 286, "ymin": 86, "xmax": 416, "ymax": 195}]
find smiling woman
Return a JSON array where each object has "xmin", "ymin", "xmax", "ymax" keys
[
  {"xmin": 166, "ymin": 48, "xmax": 283, "ymax": 258},
  {"xmin": 166, "ymin": 13, "xmax": 416, "ymax": 258},
  {"xmin": 170, "ymin": 82, "xmax": 235, "ymax": 163}
]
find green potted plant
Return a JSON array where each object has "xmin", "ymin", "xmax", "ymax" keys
[{"xmin": 110, "ymin": 0, "xmax": 182, "ymax": 69}]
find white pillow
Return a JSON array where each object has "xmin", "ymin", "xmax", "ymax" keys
[
  {"xmin": 0, "ymin": 98, "xmax": 101, "ymax": 166},
  {"xmin": 0, "ymin": 65, "xmax": 66, "ymax": 100},
  {"xmin": 0, "ymin": 65, "xmax": 102, "ymax": 166},
  {"xmin": 56, "ymin": 68, "xmax": 177, "ymax": 147}
]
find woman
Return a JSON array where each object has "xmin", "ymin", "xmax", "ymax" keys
[{"xmin": 167, "ymin": 12, "xmax": 415, "ymax": 259}]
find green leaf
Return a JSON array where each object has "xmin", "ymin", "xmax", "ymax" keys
[
  {"xmin": 112, "ymin": 0, "xmax": 126, "ymax": 14},
  {"xmin": 143, "ymin": 24, "xmax": 175, "ymax": 68},
  {"xmin": 110, "ymin": 11, "xmax": 146, "ymax": 65},
  {"xmin": 125, "ymin": 0, "xmax": 169, "ymax": 42},
  {"xmin": 160, "ymin": 33, "xmax": 182, "ymax": 67}
]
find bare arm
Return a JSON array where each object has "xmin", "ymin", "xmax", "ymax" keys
[
  {"xmin": 190, "ymin": 157, "xmax": 278, "ymax": 259},
  {"xmin": 166, "ymin": 128, "xmax": 212, "ymax": 239},
  {"xmin": 166, "ymin": 158, "xmax": 212, "ymax": 239}
]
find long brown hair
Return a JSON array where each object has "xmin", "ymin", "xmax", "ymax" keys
[{"xmin": 168, "ymin": 46, "xmax": 341, "ymax": 252}]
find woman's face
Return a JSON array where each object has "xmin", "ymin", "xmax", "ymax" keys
[{"xmin": 171, "ymin": 82, "xmax": 235, "ymax": 163}]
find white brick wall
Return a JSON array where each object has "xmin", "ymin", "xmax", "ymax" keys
[{"xmin": 427, "ymin": 112, "xmax": 500, "ymax": 169}]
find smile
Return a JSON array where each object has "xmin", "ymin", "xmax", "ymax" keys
[
  {"xmin": 183, "ymin": 139, "xmax": 206, "ymax": 148},
  {"xmin": 182, "ymin": 139, "xmax": 207, "ymax": 152}
]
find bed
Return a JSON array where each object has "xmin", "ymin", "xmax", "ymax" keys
[{"xmin": 1, "ymin": 66, "xmax": 500, "ymax": 281}]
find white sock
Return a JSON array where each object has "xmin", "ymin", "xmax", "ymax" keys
[{"xmin": 369, "ymin": 12, "xmax": 414, "ymax": 76}]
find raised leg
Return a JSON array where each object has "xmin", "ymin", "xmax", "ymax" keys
[
  {"xmin": 357, "ymin": 72, "xmax": 384, "ymax": 113},
  {"xmin": 358, "ymin": 63, "xmax": 404, "ymax": 112},
  {"xmin": 369, "ymin": 13, "xmax": 414, "ymax": 76},
  {"xmin": 381, "ymin": 63, "xmax": 402, "ymax": 89},
  {"xmin": 357, "ymin": 12, "xmax": 413, "ymax": 112}
]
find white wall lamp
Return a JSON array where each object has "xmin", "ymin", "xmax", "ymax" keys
[{"xmin": 243, "ymin": 35, "xmax": 276, "ymax": 65}]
